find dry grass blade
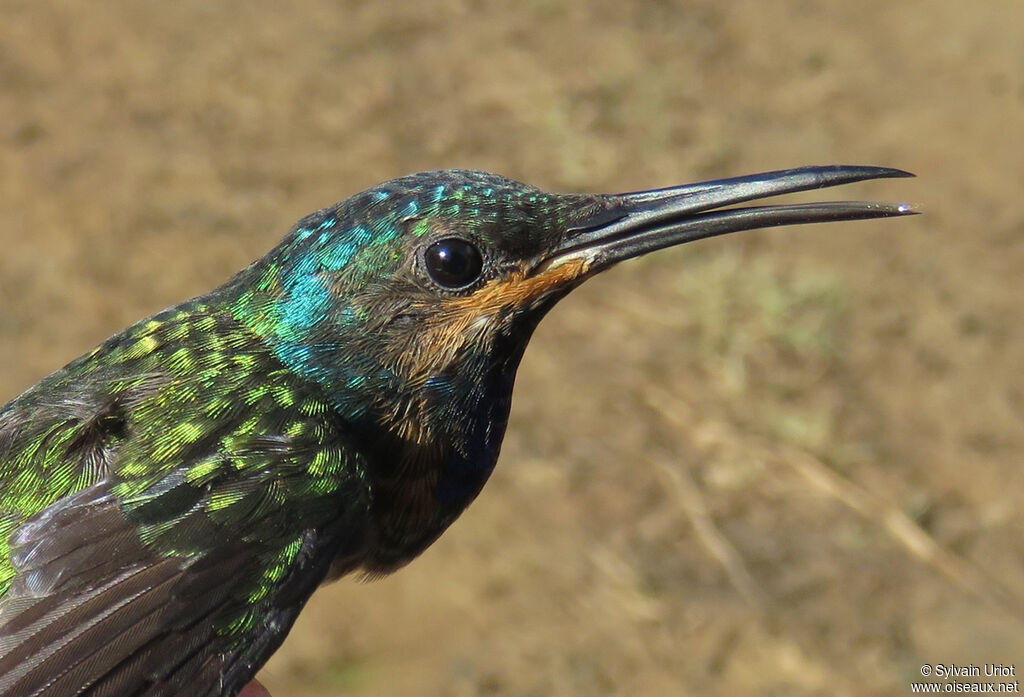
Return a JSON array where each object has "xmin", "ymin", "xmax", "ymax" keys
[
  {"xmin": 652, "ymin": 453, "xmax": 766, "ymax": 609},
  {"xmin": 642, "ymin": 386, "xmax": 1024, "ymax": 624}
]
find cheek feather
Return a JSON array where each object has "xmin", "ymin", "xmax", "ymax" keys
[
  {"xmin": 445, "ymin": 257, "xmax": 591, "ymax": 319},
  {"xmin": 380, "ymin": 257, "xmax": 591, "ymax": 444},
  {"xmin": 412, "ymin": 256, "xmax": 592, "ymax": 373}
]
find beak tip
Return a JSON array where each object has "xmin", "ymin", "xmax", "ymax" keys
[{"xmin": 834, "ymin": 164, "xmax": 915, "ymax": 180}]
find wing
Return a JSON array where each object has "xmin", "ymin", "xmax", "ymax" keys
[
  {"xmin": 0, "ymin": 477, "xmax": 364, "ymax": 697},
  {"xmin": 0, "ymin": 303, "xmax": 372, "ymax": 697}
]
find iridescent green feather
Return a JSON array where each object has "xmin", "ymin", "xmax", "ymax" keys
[{"xmin": 0, "ymin": 300, "xmax": 369, "ymax": 630}]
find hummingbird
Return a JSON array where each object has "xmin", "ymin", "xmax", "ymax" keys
[{"xmin": 0, "ymin": 165, "xmax": 913, "ymax": 696}]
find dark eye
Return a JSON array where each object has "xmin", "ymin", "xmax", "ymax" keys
[{"xmin": 424, "ymin": 238, "xmax": 484, "ymax": 289}]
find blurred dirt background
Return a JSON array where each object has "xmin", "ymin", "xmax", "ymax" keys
[{"xmin": 1, "ymin": 1, "xmax": 1022, "ymax": 695}]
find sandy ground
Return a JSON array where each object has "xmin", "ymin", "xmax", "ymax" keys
[{"xmin": 1, "ymin": 1, "xmax": 1022, "ymax": 695}]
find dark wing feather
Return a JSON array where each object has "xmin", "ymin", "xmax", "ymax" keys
[
  {"xmin": 0, "ymin": 457, "xmax": 365, "ymax": 697},
  {"xmin": 0, "ymin": 486, "xmax": 182, "ymax": 696}
]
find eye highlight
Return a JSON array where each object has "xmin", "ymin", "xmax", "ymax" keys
[{"xmin": 424, "ymin": 238, "xmax": 484, "ymax": 289}]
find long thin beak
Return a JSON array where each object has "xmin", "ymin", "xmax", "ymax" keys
[{"xmin": 545, "ymin": 165, "xmax": 916, "ymax": 273}]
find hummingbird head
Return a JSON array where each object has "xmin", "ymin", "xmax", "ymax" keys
[{"xmin": 230, "ymin": 166, "xmax": 913, "ymax": 569}]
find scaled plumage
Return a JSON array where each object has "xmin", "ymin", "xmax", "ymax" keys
[{"xmin": 0, "ymin": 167, "xmax": 914, "ymax": 696}]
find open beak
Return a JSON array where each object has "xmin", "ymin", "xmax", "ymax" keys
[{"xmin": 544, "ymin": 165, "xmax": 916, "ymax": 274}]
